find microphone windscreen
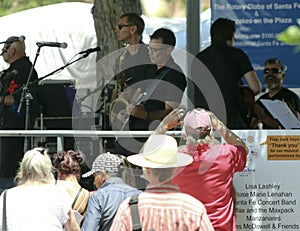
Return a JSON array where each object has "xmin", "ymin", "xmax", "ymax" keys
[
  {"xmin": 19, "ymin": 35, "xmax": 26, "ymax": 42},
  {"xmin": 61, "ymin": 42, "xmax": 68, "ymax": 48}
]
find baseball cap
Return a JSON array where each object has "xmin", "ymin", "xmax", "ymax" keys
[{"xmin": 82, "ymin": 152, "xmax": 123, "ymax": 178}]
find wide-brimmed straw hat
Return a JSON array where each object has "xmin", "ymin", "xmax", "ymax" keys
[{"xmin": 127, "ymin": 134, "xmax": 193, "ymax": 168}]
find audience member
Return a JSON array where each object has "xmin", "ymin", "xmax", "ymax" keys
[
  {"xmin": 192, "ymin": 18, "xmax": 261, "ymax": 129},
  {"xmin": 155, "ymin": 108, "xmax": 248, "ymax": 231},
  {"xmin": 52, "ymin": 150, "xmax": 91, "ymax": 226},
  {"xmin": 110, "ymin": 134, "xmax": 214, "ymax": 230},
  {"xmin": 0, "ymin": 147, "xmax": 79, "ymax": 231},
  {"xmin": 254, "ymin": 58, "xmax": 300, "ymax": 129},
  {"xmin": 81, "ymin": 152, "xmax": 140, "ymax": 231},
  {"xmin": 0, "ymin": 36, "xmax": 39, "ymax": 180}
]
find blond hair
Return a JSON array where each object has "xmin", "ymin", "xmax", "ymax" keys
[{"xmin": 15, "ymin": 148, "xmax": 55, "ymax": 185}]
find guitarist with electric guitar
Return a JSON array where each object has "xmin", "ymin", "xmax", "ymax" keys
[{"xmin": 110, "ymin": 28, "xmax": 187, "ymax": 156}]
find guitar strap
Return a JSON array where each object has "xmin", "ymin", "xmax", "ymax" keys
[
  {"xmin": 136, "ymin": 67, "xmax": 171, "ymax": 105},
  {"xmin": 119, "ymin": 67, "xmax": 171, "ymax": 132}
]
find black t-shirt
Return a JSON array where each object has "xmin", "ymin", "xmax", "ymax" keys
[
  {"xmin": 0, "ymin": 56, "xmax": 39, "ymax": 129},
  {"xmin": 120, "ymin": 43, "xmax": 156, "ymax": 90},
  {"xmin": 131, "ymin": 57, "xmax": 187, "ymax": 130},
  {"xmin": 115, "ymin": 58, "xmax": 187, "ymax": 156},
  {"xmin": 192, "ymin": 42, "xmax": 254, "ymax": 129},
  {"xmin": 257, "ymin": 88, "xmax": 300, "ymax": 129}
]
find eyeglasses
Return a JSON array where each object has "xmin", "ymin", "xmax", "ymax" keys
[
  {"xmin": 116, "ymin": 24, "xmax": 133, "ymax": 30},
  {"xmin": 147, "ymin": 45, "xmax": 168, "ymax": 52},
  {"xmin": 264, "ymin": 68, "xmax": 282, "ymax": 74}
]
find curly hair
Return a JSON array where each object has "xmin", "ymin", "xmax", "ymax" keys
[{"xmin": 52, "ymin": 150, "xmax": 85, "ymax": 179}]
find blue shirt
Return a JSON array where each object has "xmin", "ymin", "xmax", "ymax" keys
[{"xmin": 81, "ymin": 177, "xmax": 140, "ymax": 231}]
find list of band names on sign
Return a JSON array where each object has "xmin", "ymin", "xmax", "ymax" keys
[{"xmin": 235, "ymin": 183, "xmax": 299, "ymax": 230}]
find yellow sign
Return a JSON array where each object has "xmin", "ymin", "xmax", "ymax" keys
[{"xmin": 261, "ymin": 136, "xmax": 300, "ymax": 160}]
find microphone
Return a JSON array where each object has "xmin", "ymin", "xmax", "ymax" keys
[
  {"xmin": 0, "ymin": 48, "xmax": 8, "ymax": 56},
  {"xmin": 79, "ymin": 45, "xmax": 106, "ymax": 55},
  {"xmin": 36, "ymin": 41, "xmax": 68, "ymax": 48},
  {"xmin": 0, "ymin": 35, "xmax": 26, "ymax": 44}
]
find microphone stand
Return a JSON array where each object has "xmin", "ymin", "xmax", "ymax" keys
[
  {"xmin": 18, "ymin": 46, "xmax": 41, "ymax": 152},
  {"xmin": 28, "ymin": 51, "xmax": 93, "ymax": 86},
  {"xmin": 16, "ymin": 50, "xmax": 96, "ymax": 152}
]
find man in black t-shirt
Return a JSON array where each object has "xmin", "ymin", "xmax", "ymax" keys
[
  {"xmin": 192, "ymin": 18, "xmax": 262, "ymax": 129},
  {"xmin": 112, "ymin": 28, "xmax": 186, "ymax": 190},
  {"xmin": 109, "ymin": 13, "xmax": 156, "ymax": 156},
  {"xmin": 254, "ymin": 58, "xmax": 300, "ymax": 129},
  {"xmin": 116, "ymin": 28, "xmax": 187, "ymax": 155}
]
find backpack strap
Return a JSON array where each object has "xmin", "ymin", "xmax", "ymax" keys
[
  {"xmin": 71, "ymin": 187, "xmax": 83, "ymax": 209},
  {"xmin": 129, "ymin": 195, "xmax": 142, "ymax": 231}
]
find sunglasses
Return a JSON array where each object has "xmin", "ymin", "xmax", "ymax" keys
[
  {"xmin": 147, "ymin": 45, "xmax": 168, "ymax": 52},
  {"xmin": 264, "ymin": 68, "xmax": 282, "ymax": 74},
  {"xmin": 116, "ymin": 24, "xmax": 133, "ymax": 30}
]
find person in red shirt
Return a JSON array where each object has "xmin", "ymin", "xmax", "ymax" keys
[{"xmin": 155, "ymin": 108, "xmax": 248, "ymax": 231}]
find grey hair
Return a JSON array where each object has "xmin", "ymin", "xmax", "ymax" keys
[
  {"xmin": 151, "ymin": 168, "xmax": 175, "ymax": 183},
  {"xmin": 15, "ymin": 148, "xmax": 55, "ymax": 185}
]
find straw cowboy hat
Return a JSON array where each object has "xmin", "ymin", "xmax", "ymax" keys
[{"xmin": 127, "ymin": 134, "xmax": 193, "ymax": 168}]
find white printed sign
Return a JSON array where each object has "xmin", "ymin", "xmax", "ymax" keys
[{"xmin": 233, "ymin": 130, "xmax": 300, "ymax": 230}]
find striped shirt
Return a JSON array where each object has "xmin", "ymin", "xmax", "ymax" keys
[{"xmin": 110, "ymin": 184, "xmax": 214, "ymax": 231}]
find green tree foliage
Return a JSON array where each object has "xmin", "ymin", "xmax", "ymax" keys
[
  {"xmin": 277, "ymin": 19, "xmax": 300, "ymax": 52},
  {"xmin": 0, "ymin": 0, "xmax": 83, "ymax": 16}
]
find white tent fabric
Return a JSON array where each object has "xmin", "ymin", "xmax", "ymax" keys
[
  {"xmin": 0, "ymin": 2, "xmax": 97, "ymax": 84},
  {"xmin": 0, "ymin": 2, "xmax": 211, "ymax": 86}
]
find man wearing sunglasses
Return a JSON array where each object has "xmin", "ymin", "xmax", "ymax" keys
[
  {"xmin": 254, "ymin": 58, "xmax": 300, "ymax": 129},
  {"xmin": 0, "ymin": 36, "xmax": 38, "ymax": 184},
  {"xmin": 113, "ymin": 13, "xmax": 155, "ymax": 98},
  {"xmin": 108, "ymin": 13, "xmax": 156, "ymax": 156}
]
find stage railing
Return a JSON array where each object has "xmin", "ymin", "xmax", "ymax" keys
[{"xmin": 0, "ymin": 130, "xmax": 183, "ymax": 152}]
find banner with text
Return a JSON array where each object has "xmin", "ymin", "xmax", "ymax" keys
[
  {"xmin": 211, "ymin": 0, "xmax": 300, "ymax": 88},
  {"xmin": 233, "ymin": 130, "xmax": 300, "ymax": 230}
]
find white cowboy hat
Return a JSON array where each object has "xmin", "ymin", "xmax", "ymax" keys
[{"xmin": 127, "ymin": 134, "xmax": 193, "ymax": 168}]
